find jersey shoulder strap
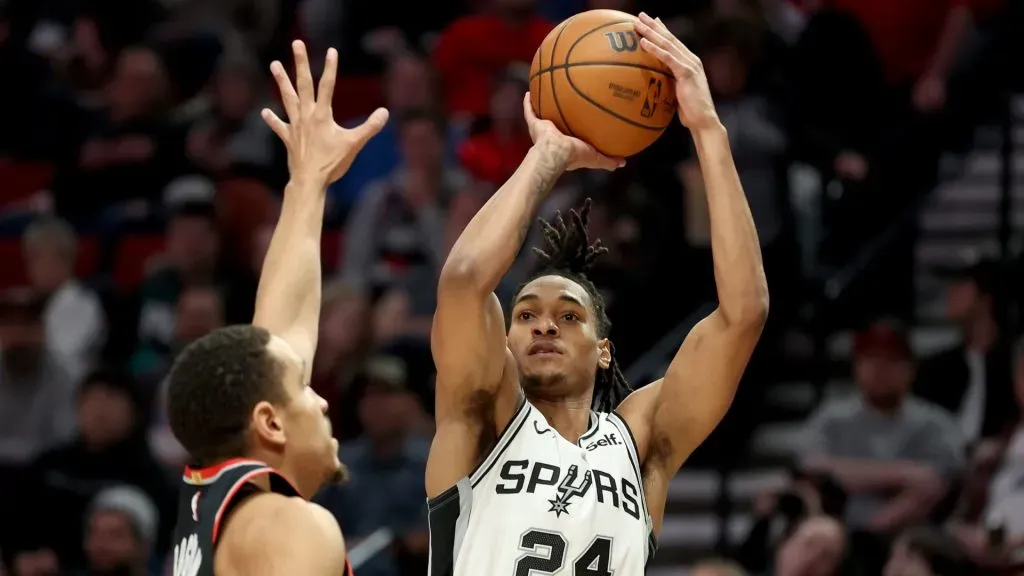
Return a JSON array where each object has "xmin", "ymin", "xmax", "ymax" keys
[{"xmin": 182, "ymin": 458, "xmax": 300, "ymax": 546}]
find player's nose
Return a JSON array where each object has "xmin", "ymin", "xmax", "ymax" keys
[
  {"xmin": 531, "ymin": 319, "xmax": 559, "ymax": 337},
  {"xmin": 316, "ymin": 393, "xmax": 329, "ymax": 413}
]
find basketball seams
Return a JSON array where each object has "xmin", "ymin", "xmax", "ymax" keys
[
  {"xmin": 529, "ymin": 61, "xmax": 672, "ymax": 81},
  {"xmin": 564, "ymin": 19, "xmax": 674, "ymax": 132},
  {"xmin": 536, "ymin": 45, "xmax": 543, "ymax": 118},
  {"xmin": 549, "ymin": 16, "xmax": 576, "ymax": 137},
  {"xmin": 566, "ymin": 65, "xmax": 671, "ymax": 131}
]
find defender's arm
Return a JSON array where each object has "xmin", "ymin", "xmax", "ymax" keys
[{"xmin": 251, "ymin": 42, "xmax": 386, "ymax": 379}]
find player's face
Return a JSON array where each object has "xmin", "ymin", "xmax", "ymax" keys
[
  {"xmin": 266, "ymin": 337, "xmax": 341, "ymax": 492},
  {"xmin": 509, "ymin": 276, "xmax": 610, "ymax": 399}
]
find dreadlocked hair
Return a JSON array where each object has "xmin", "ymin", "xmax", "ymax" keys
[{"xmin": 516, "ymin": 198, "xmax": 632, "ymax": 413}]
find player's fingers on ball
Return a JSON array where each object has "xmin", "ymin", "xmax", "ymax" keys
[
  {"xmin": 316, "ymin": 48, "xmax": 338, "ymax": 112},
  {"xmin": 269, "ymin": 61, "xmax": 299, "ymax": 119},
  {"xmin": 639, "ymin": 37, "xmax": 680, "ymax": 72},
  {"xmin": 292, "ymin": 40, "xmax": 315, "ymax": 108}
]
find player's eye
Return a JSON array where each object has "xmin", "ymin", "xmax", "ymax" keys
[
  {"xmin": 518, "ymin": 311, "xmax": 535, "ymax": 321},
  {"xmin": 561, "ymin": 312, "xmax": 579, "ymax": 322}
]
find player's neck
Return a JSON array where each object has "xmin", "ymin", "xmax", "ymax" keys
[{"xmin": 530, "ymin": 396, "xmax": 593, "ymax": 444}]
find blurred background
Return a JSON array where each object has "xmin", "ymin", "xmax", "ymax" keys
[{"xmin": 0, "ymin": 0, "xmax": 1022, "ymax": 574}]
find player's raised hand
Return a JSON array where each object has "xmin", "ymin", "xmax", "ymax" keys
[
  {"xmin": 523, "ymin": 93, "xmax": 624, "ymax": 172},
  {"xmin": 634, "ymin": 14, "xmax": 719, "ymax": 132},
  {"xmin": 262, "ymin": 41, "xmax": 389, "ymax": 187}
]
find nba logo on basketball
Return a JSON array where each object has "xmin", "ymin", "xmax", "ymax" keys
[{"xmin": 640, "ymin": 78, "xmax": 662, "ymax": 119}]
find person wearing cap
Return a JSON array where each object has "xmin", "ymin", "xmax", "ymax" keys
[
  {"xmin": 916, "ymin": 256, "xmax": 1018, "ymax": 445},
  {"xmin": 7, "ymin": 370, "xmax": 174, "ymax": 573},
  {"xmin": 82, "ymin": 485, "xmax": 160, "ymax": 576},
  {"xmin": 799, "ymin": 319, "xmax": 966, "ymax": 573}
]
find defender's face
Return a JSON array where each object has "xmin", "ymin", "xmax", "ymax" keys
[
  {"xmin": 266, "ymin": 337, "xmax": 340, "ymax": 490},
  {"xmin": 508, "ymin": 276, "xmax": 609, "ymax": 395}
]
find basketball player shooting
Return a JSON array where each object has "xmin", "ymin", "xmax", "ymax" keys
[
  {"xmin": 425, "ymin": 14, "xmax": 768, "ymax": 575},
  {"xmin": 165, "ymin": 41, "xmax": 387, "ymax": 576}
]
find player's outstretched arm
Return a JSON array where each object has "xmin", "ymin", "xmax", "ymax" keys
[
  {"xmin": 427, "ymin": 96, "xmax": 622, "ymax": 496},
  {"xmin": 216, "ymin": 493, "xmax": 347, "ymax": 575},
  {"xmin": 616, "ymin": 13, "xmax": 769, "ymax": 533},
  {"xmin": 252, "ymin": 41, "xmax": 387, "ymax": 377}
]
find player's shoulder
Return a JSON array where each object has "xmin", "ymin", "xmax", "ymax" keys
[
  {"xmin": 221, "ymin": 492, "xmax": 344, "ymax": 553},
  {"xmin": 215, "ymin": 493, "xmax": 346, "ymax": 575}
]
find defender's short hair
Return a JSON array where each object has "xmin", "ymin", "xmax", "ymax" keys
[{"xmin": 166, "ymin": 325, "xmax": 285, "ymax": 464}]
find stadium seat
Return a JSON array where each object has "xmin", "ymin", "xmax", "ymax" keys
[
  {"xmin": 112, "ymin": 233, "xmax": 166, "ymax": 290},
  {"xmin": 0, "ymin": 160, "xmax": 54, "ymax": 209}
]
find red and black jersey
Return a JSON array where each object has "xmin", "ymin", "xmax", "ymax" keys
[{"xmin": 170, "ymin": 458, "xmax": 353, "ymax": 576}]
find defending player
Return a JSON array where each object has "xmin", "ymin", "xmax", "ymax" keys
[
  {"xmin": 426, "ymin": 14, "xmax": 769, "ymax": 575},
  {"xmin": 166, "ymin": 41, "xmax": 387, "ymax": 576}
]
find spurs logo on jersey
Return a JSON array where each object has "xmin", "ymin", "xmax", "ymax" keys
[
  {"xmin": 548, "ymin": 465, "xmax": 591, "ymax": 517},
  {"xmin": 427, "ymin": 401, "xmax": 657, "ymax": 576}
]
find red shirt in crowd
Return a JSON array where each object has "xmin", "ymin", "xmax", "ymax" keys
[
  {"xmin": 432, "ymin": 14, "xmax": 553, "ymax": 116},
  {"xmin": 819, "ymin": 0, "xmax": 989, "ymax": 83},
  {"xmin": 458, "ymin": 129, "xmax": 534, "ymax": 185}
]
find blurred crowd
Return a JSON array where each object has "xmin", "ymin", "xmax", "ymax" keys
[{"xmin": 0, "ymin": 0, "xmax": 1021, "ymax": 574}]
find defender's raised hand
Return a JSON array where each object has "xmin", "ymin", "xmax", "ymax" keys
[
  {"xmin": 262, "ymin": 41, "xmax": 389, "ymax": 187},
  {"xmin": 634, "ymin": 14, "xmax": 719, "ymax": 132}
]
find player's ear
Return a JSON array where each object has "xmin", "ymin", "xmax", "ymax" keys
[
  {"xmin": 252, "ymin": 400, "xmax": 286, "ymax": 448},
  {"xmin": 597, "ymin": 338, "xmax": 611, "ymax": 370}
]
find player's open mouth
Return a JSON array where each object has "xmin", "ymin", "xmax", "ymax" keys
[{"xmin": 528, "ymin": 341, "xmax": 563, "ymax": 356}]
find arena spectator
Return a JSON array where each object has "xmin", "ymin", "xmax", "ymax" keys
[
  {"xmin": 432, "ymin": 0, "xmax": 553, "ymax": 118},
  {"xmin": 312, "ymin": 282, "xmax": 374, "ymax": 440},
  {"xmin": 183, "ymin": 52, "xmax": 276, "ymax": 181},
  {"xmin": 0, "ymin": 290, "xmax": 78, "ymax": 469},
  {"xmin": 799, "ymin": 319, "xmax": 965, "ymax": 572},
  {"xmin": 883, "ymin": 526, "xmax": 974, "ymax": 576},
  {"xmin": 917, "ymin": 257, "xmax": 1019, "ymax": 443},
  {"xmin": 340, "ymin": 110, "xmax": 467, "ymax": 291},
  {"xmin": 133, "ymin": 201, "xmax": 245, "ymax": 378},
  {"xmin": 21, "ymin": 216, "xmax": 106, "ymax": 382},
  {"xmin": 132, "ymin": 284, "xmax": 225, "ymax": 389},
  {"xmin": 53, "ymin": 45, "xmax": 174, "ymax": 222},
  {"xmin": 313, "ymin": 358, "xmax": 431, "ymax": 576},
  {"xmin": 737, "ymin": 469, "xmax": 847, "ymax": 572},
  {"xmin": 331, "ymin": 52, "xmax": 459, "ymax": 212},
  {"xmin": 772, "ymin": 515, "xmax": 847, "ymax": 576},
  {"xmin": 9, "ymin": 370, "xmax": 173, "ymax": 573},
  {"xmin": 457, "ymin": 64, "xmax": 532, "ymax": 186},
  {"xmin": 81, "ymin": 485, "xmax": 160, "ymax": 576}
]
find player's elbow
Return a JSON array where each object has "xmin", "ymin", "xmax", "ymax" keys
[
  {"xmin": 439, "ymin": 256, "xmax": 489, "ymax": 295},
  {"xmin": 722, "ymin": 294, "xmax": 769, "ymax": 333}
]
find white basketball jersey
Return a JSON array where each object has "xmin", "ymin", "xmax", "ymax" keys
[{"xmin": 426, "ymin": 400, "xmax": 656, "ymax": 576}]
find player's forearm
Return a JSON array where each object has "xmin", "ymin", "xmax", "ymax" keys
[
  {"xmin": 692, "ymin": 123, "xmax": 769, "ymax": 325},
  {"xmin": 440, "ymin": 140, "xmax": 568, "ymax": 294},
  {"xmin": 252, "ymin": 178, "xmax": 326, "ymax": 350}
]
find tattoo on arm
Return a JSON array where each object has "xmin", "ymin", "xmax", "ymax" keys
[{"xmin": 517, "ymin": 152, "xmax": 567, "ymax": 245}]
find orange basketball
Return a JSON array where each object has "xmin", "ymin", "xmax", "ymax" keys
[{"xmin": 529, "ymin": 10, "xmax": 677, "ymax": 158}]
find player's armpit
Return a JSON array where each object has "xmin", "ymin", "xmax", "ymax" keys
[
  {"xmin": 216, "ymin": 494, "xmax": 346, "ymax": 576},
  {"xmin": 617, "ymin": 308, "xmax": 764, "ymax": 532}
]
